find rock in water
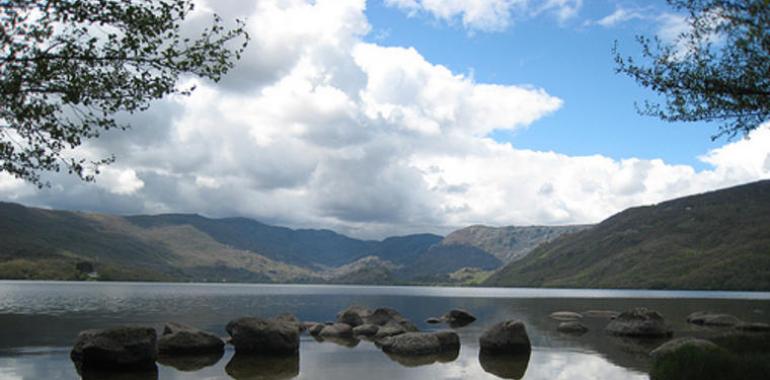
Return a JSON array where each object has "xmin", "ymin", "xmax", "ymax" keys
[
  {"xmin": 650, "ymin": 337, "xmax": 719, "ymax": 360},
  {"xmin": 686, "ymin": 311, "xmax": 742, "ymax": 327},
  {"xmin": 225, "ymin": 317, "xmax": 299, "ymax": 355},
  {"xmin": 158, "ymin": 322, "xmax": 224, "ymax": 355},
  {"xmin": 378, "ymin": 331, "xmax": 460, "ymax": 356},
  {"xmin": 353, "ymin": 324, "xmax": 379, "ymax": 337},
  {"xmin": 319, "ymin": 323, "xmax": 354, "ymax": 338},
  {"xmin": 366, "ymin": 308, "xmax": 418, "ymax": 332},
  {"xmin": 549, "ymin": 311, "xmax": 583, "ymax": 321},
  {"xmin": 337, "ymin": 305, "xmax": 372, "ymax": 327},
  {"xmin": 557, "ymin": 321, "xmax": 589, "ymax": 335},
  {"xmin": 735, "ymin": 322, "xmax": 770, "ymax": 332},
  {"xmin": 605, "ymin": 307, "xmax": 672, "ymax": 338},
  {"xmin": 274, "ymin": 313, "xmax": 303, "ymax": 332},
  {"xmin": 443, "ymin": 309, "xmax": 477, "ymax": 327},
  {"xmin": 479, "ymin": 320, "xmax": 532, "ymax": 355},
  {"xmin": 70, "ymin": 326, "xmax": 158, "ymax": 370},
  {"xmin": 426, "ymin": 317, "xmax": 442, "ymax": 324}
]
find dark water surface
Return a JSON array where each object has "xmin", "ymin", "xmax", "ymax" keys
[{"xmin": 0, "ymin": 281, "xmax": 768, "ymax": 379}]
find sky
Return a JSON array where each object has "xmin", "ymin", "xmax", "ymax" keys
[{"xmin": 1, "ymin": 0, "xmax": 769, "ymax": 239}]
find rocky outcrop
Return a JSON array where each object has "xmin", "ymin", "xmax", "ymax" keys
[
  {"xmin": 378, "ymin": 331, "xmax": 460, "ymax": 356},
  {"xmin": 70, "ymin": 326, "xmax": 158, "ymax": 370},
  {"xmin": 557, "ymin": 321, "xmax": 588, "ymax": 334},
  {"xmin": 443, "ymin": 309, "xmax": 477, "ymax": 327},
  {"xmin": 686, "ymin": 311, "xmax": 741, "ymax": 327},
  {"xmin": 650, "ymin": 337, "xmax": 719, "ymax": 360},
  {"xmin": 479, "ymin": 320, "xmax": 531, "ymax": 355},
  {"xmin": 225, "ymin": 317, "xmax": 299, "ymax": 355},
  {"xmin": 157, "ymin": 322, "xmax": 224, "ymax": 355},
  {"xmin": 605, "ymin": 308, "xmax": 672, "ymax": 338}
]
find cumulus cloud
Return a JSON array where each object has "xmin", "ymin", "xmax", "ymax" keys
[
  {"xmin": 385, "ymin": 0, "xmax": 582, "ymax": 32},
  {"xmin": 0, "ymin": 0, "xmax": 768, "ymax": 239}
]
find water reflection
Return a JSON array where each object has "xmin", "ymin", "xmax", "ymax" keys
[
  {"xmin": 225, "ymin": 353, "xmax": 299, "ymax": 380},
  {"xmin": 76, "ymin": 364, "xmax": 158, "ymax": 380},
  {"xmin": 157, "ymin": 352, "xmax": 224, "ymax": 371},
  {"xmin": 478, "ymin": 351, "xmax": 530, "ymax": 379},
  {"xmin": 383, "ymin": 347, "xmax": 459, "ymax": 367}
]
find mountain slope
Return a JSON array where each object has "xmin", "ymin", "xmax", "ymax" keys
[
  {"xmin": 485, "ymin": 180, "xmax": 770, "ymax": 291},
  {"xmin": 441, "ymin": 224, "xmax": 590, "ymax": 263}
]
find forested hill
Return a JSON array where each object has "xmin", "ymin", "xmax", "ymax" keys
[{"xmin": 485, "ymin": 180, "xmax": 770, "ymax": 291}]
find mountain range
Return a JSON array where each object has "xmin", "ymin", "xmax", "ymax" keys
[{"xmin": 0, "ymin": 202, "xmax": 578, "ymax": 284}]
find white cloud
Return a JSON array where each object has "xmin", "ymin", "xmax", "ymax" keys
[
  {"xmin": 594, "ymin": 7, "xmax": 646, "ymax": 27},
  {"xmin": 384, "ymin": 0, "xmax": 582, "ymax": 32},
  {"xmin": 0, "ymin": 0, "xmax": 768, "ymax": 239}
]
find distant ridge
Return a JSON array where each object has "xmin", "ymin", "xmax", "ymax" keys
[{"xmin": 485, "ymin": 180, "xmax": 770, "ymax": 291}]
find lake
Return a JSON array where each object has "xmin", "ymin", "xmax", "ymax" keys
[{"xmin": 0, "ymin": 281, "xmax": 768, "ymax": 379}]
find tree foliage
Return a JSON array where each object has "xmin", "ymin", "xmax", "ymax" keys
[
  {"xmin": 614, "ymin": 0, "xmax": 769, "ymax": 139},
  {"xmin": 0, "ymin": 0, "xmax": 248, "ymax": 186}
]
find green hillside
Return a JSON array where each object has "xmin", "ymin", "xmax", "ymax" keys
[{"xmin": 485, "ymin": 180, "xmax": 770, "ymax": 291}]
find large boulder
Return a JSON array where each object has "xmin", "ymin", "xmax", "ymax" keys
[
  {"xmin": 70, "ymin": 326, "xmax": 158, "ymax": 370},
  {"xmin": 443, "ymin": 309, "xmax": 477, "ymax": 327},
  {"xmin": 686, "ymin": 311, "xmax": 741, "ymax": 327},
  {"xmin": 225, "ymin": 317, "xmax": 299, "ymax": 355},
  {"xmin": 337, "ymin": 305, "xmax": 372, "ymax": 327},
  {"xmin": 378, "ymin": 331, "xmax": 460, "ymax": 356},
  {"xmin": 605, "ymin": 308, "xmax": 672, "ymax": 338},
  {"xmin": 650, "ymin": 337, "xmax": 719, "ymax": 360},
  {"xmin": 479, "ymin": 320, "xmax": 532, "ymax": 355},
  {"xmin": 374, "ymin": 324, "xmax": 407, "ymax": 340},
  {"xmin": 273, "ymin": 313, "xmax": 302, "ymax": 332},
  {"xmin": 158, "ymin": 322, "xmax": 224, "ymax": 355},
  {"xmin": 319, "ymin": 323, "xmax": 354, "ymax": 338},
  {"xmin": 365, "ymin": 308, "xmax": 418, "ymax": 332}
]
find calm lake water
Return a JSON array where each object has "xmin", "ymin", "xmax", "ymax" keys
[{"xmin": 0, "ymin": 281, "xmax": 769, "ymax": 379}]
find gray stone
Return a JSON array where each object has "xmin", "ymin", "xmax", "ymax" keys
[
  {"xmin": 70, "ymin": 326, "xmax": 158, "ymax": 370},
  {"xmin": 158, "ymin": 322, "xmax": 224, "ymax": 355},
  {"xmin": 686, "ymin": 311, "xmax": 742, "ymax": 327},
  {"xmin": 605, "ymin": 307, "xmax": 672, "ymax": 338},
  {"xmin": 337, "ymin": 305, "xmax": 372, "ymax": 327},
  {"xmin": 426, "ymin": 317, "xmax": 442, "ymax": 324},
  {"xmin": 557, "ymin": 321, "xmax": 589, "ymax": 334},
  {"xmin": 549, "ymin": 311, "xmax": 583, "ymax": 321},
  {"xmin": 308, "ymin": 323, "xmax": 324, "ymax": 336},
  {"xmin": 378, "ymin": 331, "xmax": 460, "ymax": 356},
  {"xmin": 583, "ymin": 310, "xmax": 620, "ymax": 319},
  {"xmin": 319, "ymin": 323, "xmax": 353, "ymax": 338},
  {"xmin": 650, "ymin": 337, "xmax": 719, "ymax": 360},
  {"xmin": 443, "ymin": 309, "xmax": 477, "ymax": 326},
  {"xmin": 479, "ymin": 320, "xmax": 532, "ymax": 355},
  {"xmin": 374, "ymin": 324, "xmax": 407, "ymax": 340},
  {"xmin": 225, "ymin": 317, "xmax": 299, "ymax": 355},
  {"xmin": 734, "ymin": 322, "xmax": 770, "ymax": 332},
  {"xmin": 366, "ymin": 308, "xmax": 418, "ymax": 332},
  {"xmin": 352, "ymin": 324, "xmax": 379, "ymax": 337}
]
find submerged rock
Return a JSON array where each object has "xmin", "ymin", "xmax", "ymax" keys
[
  {"xmin": 686, "ymin": 311, "xmax": 741, "ymax": 327},
  {"xmin": 225, "ymin": 317, "xmax": 299, "ymax": 355},
  {"xmin": 557, "ymin": 321, "xmax": 589, "ymax": 335},
  {"xmin": 378, "ymin": 331, "xmax": 460, "ymax": 356},
  {"xmin": 605, "ymin": 308, "xmax": 672, "ymax": 338},
  {"xmin": 158, "ymin": 322, "xmax": 224, "ymax": 355},
  {"xmin": 70, "ymin": 326, "xmax": 158, "ymax": 371},
  {"xmin": 650, "ymin": 337, "xmax": 719, "ymax": 360},
  {"xmin": 549, "ymin": 311, "xmax": 583, "ymax": 321},
  {"xmin": 479, "ymin": 320, "xmax": 532, "ymax": 355},
  {"xmin": 425, "ymin": 317, "xmax": 442, "ymax": 324}
]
